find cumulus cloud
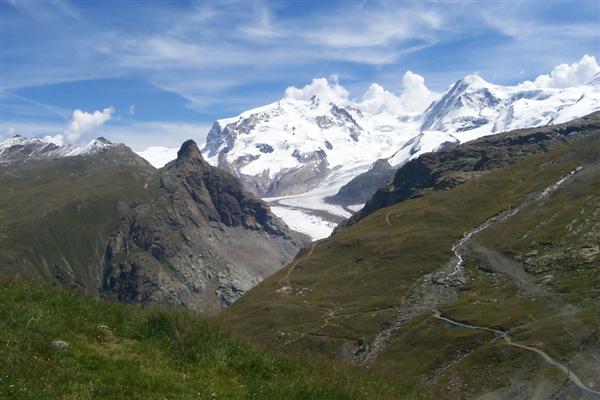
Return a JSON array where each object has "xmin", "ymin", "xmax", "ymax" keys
[
  {"xmin": 64, "ymin": 107, "xmax": 114, "ymax": 142},
  {"xmin": 284, "ymin": 73, "xmax": 438, "ymax": 115},
  {"xmin": 358, "ymin": 71, "xmax": 438, "ymax": 114},
  {"xmin": 399, "ymin": 71, "xmax": 438, "ymax": 113},
  {"xmin": 284, "ymin": 78, "xmax": 350, "ymax": 104},
  {"xmin": 42, "ymin": 134, "xmax": 65, "ymax": 146},
  {"xmin": 358, "ymin": 83, "xmax": 404, "ymax": 114},
  {"xmin": 532, "ymin": 54, "xmax": 600, "ymax": 88}
]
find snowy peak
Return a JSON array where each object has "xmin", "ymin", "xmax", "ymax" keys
[
  {"xmin": 80, "ymin": 137, "xmax": 115, "ymax": 154},
  {"xmin": 459, "ymin": 74, "xmax": 491, "ymax": 87},
  {"xmin": 202, "ymin": 79, "xmax": 424, "ymax": 197},
  {"xmin": 202, "ymin": 65, "xmax": 600, "ymax": 205},
  {"xmin": 589, "ymin": 72, "xmax": 600, "ymax": 86},
  {"xmin": 421, "ymin": 75, "xmax": 503, "ymax": 133},
  {"xmin": 421, "ymin": 71, "xmax": 600, "ymax": 142},
  {"xmin": 0, "ymin": 135, "xmax": 118, "ymax": 163}
]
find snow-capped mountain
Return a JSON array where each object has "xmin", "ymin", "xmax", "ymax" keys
[
  {"xmin": 0, "ymin": 136, "xmax": 117, "ymax": 163},
  {"xmin": 201, "ymin": 66, "xmax": 600, "ymax": 240},
  {"xmin": 202, "ymin": 78, "xmax": 425, "ymax": 198},
  {"xmin": 421, "ymin": 74, "xmax": 600, "ymax": 143}
]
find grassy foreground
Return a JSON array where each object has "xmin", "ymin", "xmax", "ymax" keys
[{"xmin": 0, "ymin": 276, "xmax": 420, "ymax": 400}]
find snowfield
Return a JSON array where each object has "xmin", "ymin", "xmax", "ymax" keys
[{"xmin": 135, "ymin": 146, "xmax": 180, "ymax": 168}]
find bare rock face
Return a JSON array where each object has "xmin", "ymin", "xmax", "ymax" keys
[
  {"xmin": 101, "ymin": 140, "xmax": 308, "ymax": 313},
  {"xmin": 327, "ymin": 158, "xmax": 395, "ymax": 206}
]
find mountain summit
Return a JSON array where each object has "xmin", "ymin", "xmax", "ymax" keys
[
  {"xmin": 0, "ymin": 135, "xmax": 117, "ymax": 163},
  {"xmin": 176, "ymin": 139, "xmax": 204, "ymax": 162}
]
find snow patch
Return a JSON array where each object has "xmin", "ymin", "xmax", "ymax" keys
[{"xmin": 136, "ymin": 146, "xmax": 179, "ymax": 168}]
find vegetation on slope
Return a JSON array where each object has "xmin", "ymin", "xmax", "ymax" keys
[
  {"xmin": 0, "ymin": 148, "xmax": 155, "ymax": 292},
  {"xmin": 222, "ymin": 114, "xmax": 600, "ymax": 398},
  {"xmin": 0, "ymin": 275, "xmax": 420, "ymax": 400}
]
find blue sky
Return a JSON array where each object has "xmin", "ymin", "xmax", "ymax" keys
[{"xmin": 1, "ymin": 0, "xmax": 599, "ymax": 149}]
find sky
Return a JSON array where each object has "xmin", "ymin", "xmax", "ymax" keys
[{"xmin": 1, "ymin": 0, "xmax": 599, "ymax": 150}]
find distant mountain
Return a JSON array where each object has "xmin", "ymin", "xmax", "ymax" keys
[
  {"xmin": 345, "ymin": 111, "xmax": 600, "ymax": 227},
  {"xmin": 0, "ymin": 135, "xmax": 115, "ymax": 163},
  {"xmin": 0, "ymin": 139, "xmax": 306, "ymax": 312},
  {"xmin": 202, "ymin": 80, "xmax": 423, "ymax": 198},
  {"xmin": 201, "ymin": 73, "xmax": 600, "ymax": 237},
  {"xmin": 420, "ymin": 74, "xmax": 599, "ymax": 140}
]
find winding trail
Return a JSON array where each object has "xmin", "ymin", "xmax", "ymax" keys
[
  {"xmin": 277, "ymin": 243, "xmax": 316, "ymax": 295},
  {"xmin": 432, "ymin": 310, "xmax": 600, "ymax": 399},
  {"xmin": 357, "ymin": 167, "xmax": 582, "ymax": 365}
]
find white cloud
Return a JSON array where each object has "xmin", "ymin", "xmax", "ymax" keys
[
  {"xmin": 64, "ymin": 107, "xmax": 114, "ymax": 142},
  {"xmin": 128, "ymin": 105, "xmax": 136, "ymax": 115},
  {"xmin": 400, "ymin": 71, "xmax": 439, "ymax": 113},
  {"xmin": 532, "ymin": 55, "xmax": 600, "ymax": 88},
  {"xmin": 357, "ymin": 71, "xmax": 438, "ymax": 114},
  {"xmin": 7, "ymin": 0, "xmax": 81, "ymax": 22},
  {"xmin": 358, "ymin": 83, "xmax": 403, "ymax": 114},
  {"xmin": 284, "ymin": 78, "xmax": 350, "ymax": 104},
  {"xmin": 105, "ymin": 121, "xmax": 212, "ymax": 150},
  {"xmin": 302, "ymin": 5, "xmax": 443, "ymax": 49},
  {"xmin": 238, "ymin": 4, "xmax": 280, "ymax": 40},
  {"xmin": 135, "ymin": 146, "xmax": 179, "ymax": 168},
  {"xmin": 42, "ymin": 134, "xmax": 65, "ymax": 146}
]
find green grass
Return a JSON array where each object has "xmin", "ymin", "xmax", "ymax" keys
[
  {"xmin": 0, "ymin": 275, "xmax": 421, "ymax": 400},
  {"xmin": 0, "ymin": 154, "xmax": 156, "ymax": 291},
  {"xmin": 222, "ymin": 129, "xmax": 600, "ymax": 397}
]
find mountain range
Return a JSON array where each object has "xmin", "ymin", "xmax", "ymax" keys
[
  {"xmin": 5, "ymin": 71, "xmax": 599, "ymax": 240},
  {"xmin": 201, "ymin": 71, "xmax": 600, "ymax": 238},
  {"xmin": 2, "ymin": 71, "xmax": 600, "ymax": 399}
]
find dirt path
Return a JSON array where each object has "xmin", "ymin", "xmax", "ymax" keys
[
  {"xmin": 385, "ymin": 211, "xmax": 392, "ymax": 226},
  {"xmin": 432, "ymin": 310, "xmax": 600, "ymax": 399},
  {"xmin": 356, "ymin": 168, "xmax": 582, "ymax": 365},
  {"xmin": 277, "ymin": 243, "xmax": 316, "ymax": 295}
]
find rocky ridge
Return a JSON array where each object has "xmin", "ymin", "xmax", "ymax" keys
[
  {"xmin": 102, "ymin": 140, "xmax": 306, "ymax": 311},
  {"xmin": 0, "ymin": 139, "xmax": 307, "ymax": 313}
]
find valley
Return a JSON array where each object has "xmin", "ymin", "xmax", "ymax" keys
[
  {"xmin": 4, "ymin": 2, "xmax": 600, "ymax": 398},
  {"xmin": 0, "ymin": 140, "xmax": 306, "ymax": 313}
]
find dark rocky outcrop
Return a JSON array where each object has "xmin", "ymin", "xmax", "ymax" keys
[
  {"xmin": 326, "ymin": 159, "xmax": 395, "ymax": 206},
  {"xmin": 100, "ymin": 140, "xmax": 307, "ymax": 312}
]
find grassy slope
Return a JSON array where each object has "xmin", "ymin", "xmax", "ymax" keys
[
  {"xmin": 0, "ymin": 153, "xmax": 156, "ymax": 292},
  {"xmin": 222, "ymin": 130, "xmax": 600, "ymax": 397},
  {"xmin": 0, "ymin": 275, "xmax": 421, "ymax": 400}
]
